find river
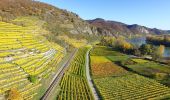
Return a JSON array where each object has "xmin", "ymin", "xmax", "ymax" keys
[{"xmin": 127, "ymin": 37, "xmax": 170, "ymax": 57}]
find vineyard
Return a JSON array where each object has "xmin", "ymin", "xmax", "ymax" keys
[
  {"xmin": 90, "ymin": 56, "xmax": 127, "ymax": 78},
  {"xmin": 90, "ymin": 46, "xmax": 170, "ymax": 99},
  {"xmin": 57, "ymin": 35, "xmax": 87, "ymax": 48},
  {"xmin": 56, "ymin": 47, "xmax": 94, "ymax": 100},
  {"xmin": 124, "ymin": 58, "xmax": 170, "ymax": 75},
  {"xmin": 94, "ymin": 74, "xmax": 170, "ymax": 100},
  {"xmin": 0, "ymin": 18, "xmax": 65, "ymax": 99},
  {"xmin": 90, "ymin": 46, "xmax": 124, "ymax": 56}
]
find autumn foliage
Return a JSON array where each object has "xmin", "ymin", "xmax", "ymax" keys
[
  {"xmin": 91, "ymin": 62, "xmax": 127, "ymax": 77},
  {"xmin": 8, "ymin": 88, "xmax": 23, "ymax": 100},
  {"xmin": 100, "ymin": 37, "xmax": 133, "ymax": 53},
  {"xmin": 91, "ymin": 55, "xmax": 127, "ymax": 78}
]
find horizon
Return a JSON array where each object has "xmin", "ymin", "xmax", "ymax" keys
[{"xmin": 39, "ymin": 0, "xmax": 170, "ymax": 30}]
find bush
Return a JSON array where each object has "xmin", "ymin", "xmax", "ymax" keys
[
  {"xmin": 8, "ymin": 88, "xmax": 23, "ymax": 100},
  {"xmin": 121, "ymin": 59, "xmax": 136, "ymax": 66},
  {"xmin": 152, "ymin": 45, "xmax": 165, "ymax": 60},
  {"xmin": 139, "ymin": 44, "xmax": 153, "ymax": 55},
  {"xmin": 154, "ymin": 73, "xmax": 168, "ymax": 80},
  {"xmin": 28, "ymin": 75, "xmax": 38, "ymax": 83}
]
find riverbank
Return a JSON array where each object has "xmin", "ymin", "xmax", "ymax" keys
[{"xmin": 128, "ymin": 36, "xmax": 170, "ymax": 57}]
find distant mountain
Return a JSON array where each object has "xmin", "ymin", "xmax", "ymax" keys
[
  {"xmin": 0, "ymin": 0, "xmax": 169, "ymax": 38},
  {"xmin": 167, "ymin": 30, "xmax": 170, "ymax": 33},
  {"xmin": 87, "ymin": 18, "xmax": 169, "ymax": 36}
]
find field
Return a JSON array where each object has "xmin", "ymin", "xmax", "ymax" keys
[
  {"xmin": 56, "ymin": 47, "xmax": 94, "ymax": 99},
  {"xmin": 90, "ymin": 56, "xmax": 127, "ymax": 78},
  {"xmin": 131, "ymin": 58, "xmax": 149, "ymax": 63},
  {"xmin": 94, "ymin": 74, "xmax": 170, "ymax": 100},
  {"xmin": 90, "ymin": 46, "xmax": 124, "ymax": 56},
  {"xmin": 90, "ymin": 46, "xmax": 170, "ymax": 99},
  {"xmin": 0, "ymin": 18, "xmax": 65, "ymax": 99},
  {"xmin": 121, "ymin": 58, "xmax": 170, "ymax": 86},
  {"xmin": 126, "ymin": 61, "xmax": 170, "ymax": 75},
  {"xmin": 107, "ymin": 56, "xmax": 129, "ymax": 62},
  {"xmin": 57, "ymin": 35, "xmax": 87, "ymax": 48}
]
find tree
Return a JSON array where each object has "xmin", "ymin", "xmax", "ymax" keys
[
  {"xmin": 152, "ymin": 45, "xmax": 165, "ymax": 60},
  {"xmin": 159, "ymin": 45, "xmax": 165, "ymax": 56},
  {"xmin": 139, "ymin": 44, "xmax": 153, "ymax": 55},
  {"xmin": 28, "ymin": 75, "xmax": 38, "ymax": 83},
  {"xmin": 133, "ymin": 48, "xmax": 141, "ymax": 56},
  {"xmin": 123, "ymin": 42, "xmax": 133, "ymax": 51},
  {"xmin": 8, "ymin": 88, "xmax": 23, "ymax": 100},
  {"xmin": 100, "ymin": 37, "xmax": 115, "ymax": 46}
]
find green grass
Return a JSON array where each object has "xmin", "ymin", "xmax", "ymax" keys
[
  {"xmin": 90, "ymin": 46, "xmax": 124, "ymax": 56},
  {"xmin": 91, "ymin": 56, "xmax": 111, "ymax": 63},
  {"xmin": 107, "ymin": 56, "xmax": 129, "ymax": 62},
  {"xmin": 126, "ymin": 61, "xmax": 170, "ymax": 75},
  {"xmin": 121, "ymin": 58, "xmax": 170, "ymax": 85},
  {"xmin": 131, "ymin": 58, "xmax": 149, "ymax": 63}
]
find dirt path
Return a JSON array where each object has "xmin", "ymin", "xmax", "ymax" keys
[{"xmin": 86, "ymin": 47, "xmax": 100, "ymax": 100}]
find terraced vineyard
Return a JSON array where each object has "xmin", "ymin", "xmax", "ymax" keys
[
  {"xmin": 0, "ymin": 19, "xmax": 65, "ymax": 99},
  {"xmin": 57, "ymin": 35, "xmax": 87, "ymax": 48},
  {"xmin": 56, "ymin": 47, "xmax": 94, "ymax": 100},
  {"xmin": 90, "ymin": 46, "xmax": 170, "ymax": 100}
]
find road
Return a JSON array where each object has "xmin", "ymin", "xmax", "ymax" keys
[
  {"xmin": 86, "ymin": 47, "xmax": 100, "ymax": 100},
  {"xmin": 41, "ymin": 49, "xmax": 78, "ymax": 100}
]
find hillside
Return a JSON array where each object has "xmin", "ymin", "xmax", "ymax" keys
[
  {"xmin": 88, "ymin": 18, "xmax": 170, "ymax": 37},
  {"xmin": 0, "ymin": 0, "xmax": 99, "ymax": 45},
  {"xmin": 1, "ymin": 0, "xmax": 169, "ymax": 40},
  {"xmin": 0, "ymin": 17, "xmax": 66, "ymax": 99}
]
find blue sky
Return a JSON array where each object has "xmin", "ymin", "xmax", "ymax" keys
[{"xmin": 39, "ymin": 0, "xmax": 170, "ymax": 30}]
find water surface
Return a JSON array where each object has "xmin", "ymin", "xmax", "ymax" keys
[{"xmin": 128, "ymin": 37, "xmax": 170, "ymax": 57}]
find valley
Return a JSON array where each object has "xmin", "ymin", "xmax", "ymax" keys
[{"xmin": 0, "ymin": 0, "xmax": 170, "ymax": 100}]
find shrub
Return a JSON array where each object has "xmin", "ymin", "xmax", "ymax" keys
[
  {"xmin": 28, "ymin": 75, "xmax": 38, "ymax": 83},
  {"xmin": 154, "ymin": 73, "xmax": 168, "ymax": 80},
  {"xmin": 139, "ymin": 44, "xmax": 154, "ymax": 55},
  {"xmin": 121, "ymin": 59, "xmax": 136, "ymax": 66},
  {"xmin": 8, "ymin": 88, "xmax": 23, "ymax": 100},
  {"xmin": 152, "ymin": 45, "xmax": 165, "ymax": 60}
]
